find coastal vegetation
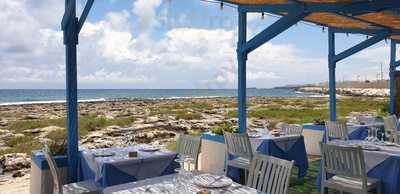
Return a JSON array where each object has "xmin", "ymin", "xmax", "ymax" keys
[
  {"xmin": 1, "ymin": 115, "xmax": 136, "ymax": 155},
  {"xmin": 228, "ymin": 97, "xmax": 387, "ymax": 126}
]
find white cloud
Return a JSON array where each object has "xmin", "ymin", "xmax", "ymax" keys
[
  {"xmin": 0, "ymin": 0, "xmax": 393, "ymax": 89},
  {"xmin": 132, "ymin": 0, "xmax": 162, "ymax": 33}
]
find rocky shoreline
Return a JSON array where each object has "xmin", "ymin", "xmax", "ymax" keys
[{"xmin": 296, "ymin": 87, "xmax": 389, "ymax": 97}]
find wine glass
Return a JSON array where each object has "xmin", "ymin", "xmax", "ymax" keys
[
  {"xmin": 173, "ymin": 154, "xmax": 193, "ymax": 193},
  {"xmin": 365, "ymin": 128, "xmax": 372, "ymax": 142},
  {"xmin": 371, "ymin": 127, "xmax": 379, "ymax": 143}
]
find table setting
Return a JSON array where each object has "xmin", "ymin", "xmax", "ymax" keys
[
  {"xmin": 78, "ymin": 144, "xmax": 179, "ymax": 188},
  {"xmin": 104, "ymin": 150, "xmax": 260, "ymax": 194},
  {"xmin": 227, "ymin": 128, "xmax": 308, "ymax": 182},
  {"xmin": 317, "ymin": 130, "xmax": 400, "ymax": 194},
  {"xmin": 103, "ymin": 172, "xmax": 263, "ymax": 194}
]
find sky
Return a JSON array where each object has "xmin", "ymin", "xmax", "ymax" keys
[{"xmin": 0, "ymin": 0, "xmax": 395, "ymax": 89}]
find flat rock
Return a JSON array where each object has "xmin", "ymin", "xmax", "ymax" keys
[
  {"xmin": 23, "ymin": 114, "xmax": 40, "ymax": 120},
  {"xmin": 145, "ymin": 116, "xmax": 159, "ymax": 123},
  {"xmin": 0, "ymin": 153, "xmax": 30, "ymax": 172}
]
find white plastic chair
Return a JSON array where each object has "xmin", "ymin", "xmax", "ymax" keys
[
  {"xmin": 247, "ymin": 154, "xmax": 294, "ymax": 194},
  {"xmin": 223, "ymin": 131, "xmax": 253, "ymax": 182},
  {"xmin": 384, "ymin": 115, "xmax": 399, "ymax": 143},
  {"xmin": 320, "ymin": 143, "xmax": 381, "ymax": 194},
  {"xmin": 282, "ymin": 123, "xmax": 303, "ymax": 135},
  {"xmin": 42, "ymin": 145, "xmax": 100, "ymax": 194},
  {"xmin": 176, "ymin": 133, "xmax": 201, "ymax": 170},
  {"xmin": 325, "ymin": 121, "xmax": 349, "ymax": 142}
]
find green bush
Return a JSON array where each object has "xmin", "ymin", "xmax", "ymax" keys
[
  {"xmin": 47, "ymin": 129, "xmax": 67, "ymax": 156},
  {"xmin": 4, "ymin": 135, "xmax": 40, "ymax": 154},
  {"xmin": 211, "ymin": 122, "xmax": 238, "ymax": 135},
  {"xmin": 8, "ymin": 118, "xmax": 65, "ymax": 133}
]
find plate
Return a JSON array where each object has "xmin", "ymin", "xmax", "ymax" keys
[
  {"xmin": 248, "ymin": 133, "xmax": 261, "ymax": 138},
  {"xmin": 384, "ymin": 142, "xmax": 397, "ymax": 146},
  {"xmin": 362, "ymin": 145, "xmax": 380, "ymax": 151},
  {"xmin": 93, "ymin": 151, "xmax": 115, "ymax": 157},
  {"xmin": 140, "ymin": 145, "xmax": 160, "ymax": 152},
  {"xmin": 193, "ymin": 174, "xmax": 233, "ymax": 188}
]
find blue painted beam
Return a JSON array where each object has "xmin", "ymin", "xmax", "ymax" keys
[
  {"xmin": 330, "ymin": 27, "xmax": 400, "ymax": 36},
  {"xmin": 78, "ymin": 0, "xmax": 95, "ymax": 33},
  {"xmin": 333, "ymin": 30, "xmax": 391, "ymax": 63},
  {"xmin": 237, "ymin": 11, "xmax": 247, "ymax": 134},
  {"xmin": 61, "ymin": 0, "xmax": 75, "ymax": 30},
  {"xmin": 237, "ymin": 0, "xmax": 400, "ymax": 14},
  {"xmin": 63, "ymin": 0, "xmax": 79, "ymax": 183},
  {"xmin": 328, "ymin": 28, "xmax": 337, "ymax": 121},
  {"xmin": 239, "ymin": 10, "xmax": 309, "ymax": 54},
  {"xmin": 395, "ymin": 60, "xmax": 400, "ymax": 68},
  {"xmin": 390, "ymin": 41, "xmax": 397, "ymax": 114},
  {"xmin": 340, "ymin": 0, "xmax": 400, "ymax": 16}
]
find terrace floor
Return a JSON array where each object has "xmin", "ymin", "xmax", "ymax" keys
[{"xmin": 289, "ymin": 160, "xmax": 339, "ymax": 194}]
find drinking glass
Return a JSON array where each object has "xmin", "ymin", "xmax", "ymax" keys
[
  {"xmin": 173, "ymin": 154, "xmax": 193, "ymax": 194},
  {"xmin": 365, "ymin": 128, "xmax": 372, "ymax": 141}
]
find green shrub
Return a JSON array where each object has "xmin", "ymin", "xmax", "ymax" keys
[
  {"xmin": 5, "ymin": 135, "xmax": 40, "ymax": 154},
  {"xmin": 211, "ymin": 122, "xmax": 238, "ymax": 135},
  {"xmin": 47, "ymin": 129, "xmax": 67, "ymax": 156},
  {"xmin": 8, "ymin": 118, "xmax": 65, "ymax": 133}
]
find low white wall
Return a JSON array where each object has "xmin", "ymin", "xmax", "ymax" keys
[
  {"xmin": 199, "ymin": 139, "xmax": 226, "ymax": 175},
  {"xmin": 303, "ymin": 129, "xmax": 324, "ymax": 156},
  {"xmin": 30, "ymin": 161, "xmax": 68, "ymax": 194}
]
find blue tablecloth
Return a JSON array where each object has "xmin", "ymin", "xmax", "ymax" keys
[
  {"xmin": 320, "ymin": 124, "xmax": 385, "ymax": 142},
  {"xmin": 348, "ymin": 125, "xmax": 385, "ymax": 140},
  {"xmin": 228, "ymin": 136, "xmax": 308, "ymax": 183},
  {"xmin": 78, "ymin": 146, "xmax": 179, "ymax": 188}
]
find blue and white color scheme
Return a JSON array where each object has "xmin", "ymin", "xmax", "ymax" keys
[
  {"xmin": 228, "ymin": 133, "xmax": 308, "ymax": 181},
  {"xmin": 78, "ymin": 145, "xmax": 178, "ymax": 188}
]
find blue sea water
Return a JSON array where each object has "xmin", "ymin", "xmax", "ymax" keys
[{"xmin": 0, "ymin": 89, "xmax": 316, "ymax": 105}]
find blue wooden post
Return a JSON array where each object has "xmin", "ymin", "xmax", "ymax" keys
[
  {"xmin": 390, "ymin": 41, "xmax": 397, "ymax": 114},
  {"xmin": 64, "ymin": 0, "xmax": 79, "ymax": 182},
  {"xmin": 328, "ymin": 28, "xmax": 337, "ymax": 121},
  {"xmin": 237, "ymin": 11, "xmax": 247, "ymax": 133}
]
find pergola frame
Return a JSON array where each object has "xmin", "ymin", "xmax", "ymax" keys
[
  {"xmin": 61, "ymin": 0, "xmax": 400, "ymax": 181},
  {"xmin": 230, "ymin": 0, "xmax": 400, "ymax": 133},
  {"xmin": 62, "ymin": 0, "xmax": 94, "ymax": 182}
]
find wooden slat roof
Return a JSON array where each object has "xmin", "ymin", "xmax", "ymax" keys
[{"xmin": 224, "ymin": 0, "xmax": 400, "ymax": 40}]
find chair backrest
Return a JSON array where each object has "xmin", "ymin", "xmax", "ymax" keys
[
  {"xmin": 384, "ymin": 115, "xmax": 398, "ymax": 143},
  {"xmin": 356, "ymin": 115, "xmax": 376, "ymax": 125},
  {"xmin": 223, "ymin": 131, "xmax": 253, "ymax": 160},
  {"xmin": 320, "ymin": 143, "xmax": 367, "ymax": 190},
  {"xmin": 384, "ymin": 115, "xmax": 397, "ymax": 132},
  {"xmin": 282, "ymin": 124, "xmax": 303, "ymax": 135},
  {"xmin": 176, "ymin": 134, "xmax": 201, "ymax": 169},
  {"xmin": 325, "ymin": 121, "xmax": 348, "ymax": 141},
  {"xmin": 247, "ymin": 154, "xmax": 293, "ymax": 194},
  {"xmin": 42, "ymin": 145, "xmax": 63, "ymax": 194}
]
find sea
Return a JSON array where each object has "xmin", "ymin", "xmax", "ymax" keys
[{"xmin": 0, "ymin": 89, "xmax": 319, "ymax": 105}]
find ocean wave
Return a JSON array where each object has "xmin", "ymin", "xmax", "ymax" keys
[{"xmin": 0, "ymin": 98, "xmax": 107, "ymax": 106}]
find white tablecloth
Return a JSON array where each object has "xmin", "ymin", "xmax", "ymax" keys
[
  {"xmin": 103, "ymin": 173, "xmax": 260, "ymax": 194},
  {"xmin": 328, "ymin": 140, "xmax": 400, "ymax": 172},
  {"xmin": 249, "ymin": 132, "xmax": 301, "ymax": 152}
]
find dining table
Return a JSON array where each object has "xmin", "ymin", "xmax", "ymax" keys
[
  {"xmin": 78, "ymin": 145, "xmax": 179, "ymax": 188},
  {"xmin": 317, "ymin": 140, "xmax": 400, "ymax": 194},
  {"xmin": 228, "ymin": 131, "xmax": 308, "ymax": 183},
  {"xmin": 346, "ymin": 122, "xmax": 385, "ymax": 140},
  {"xmin": 102, "ymin": 172, "xmax": 265, "ymax": 194}
]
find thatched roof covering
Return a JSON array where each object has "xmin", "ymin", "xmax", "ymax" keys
[{"xmin": 223, "ymin": 0, "xmax": 400, "ymax": 40}]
